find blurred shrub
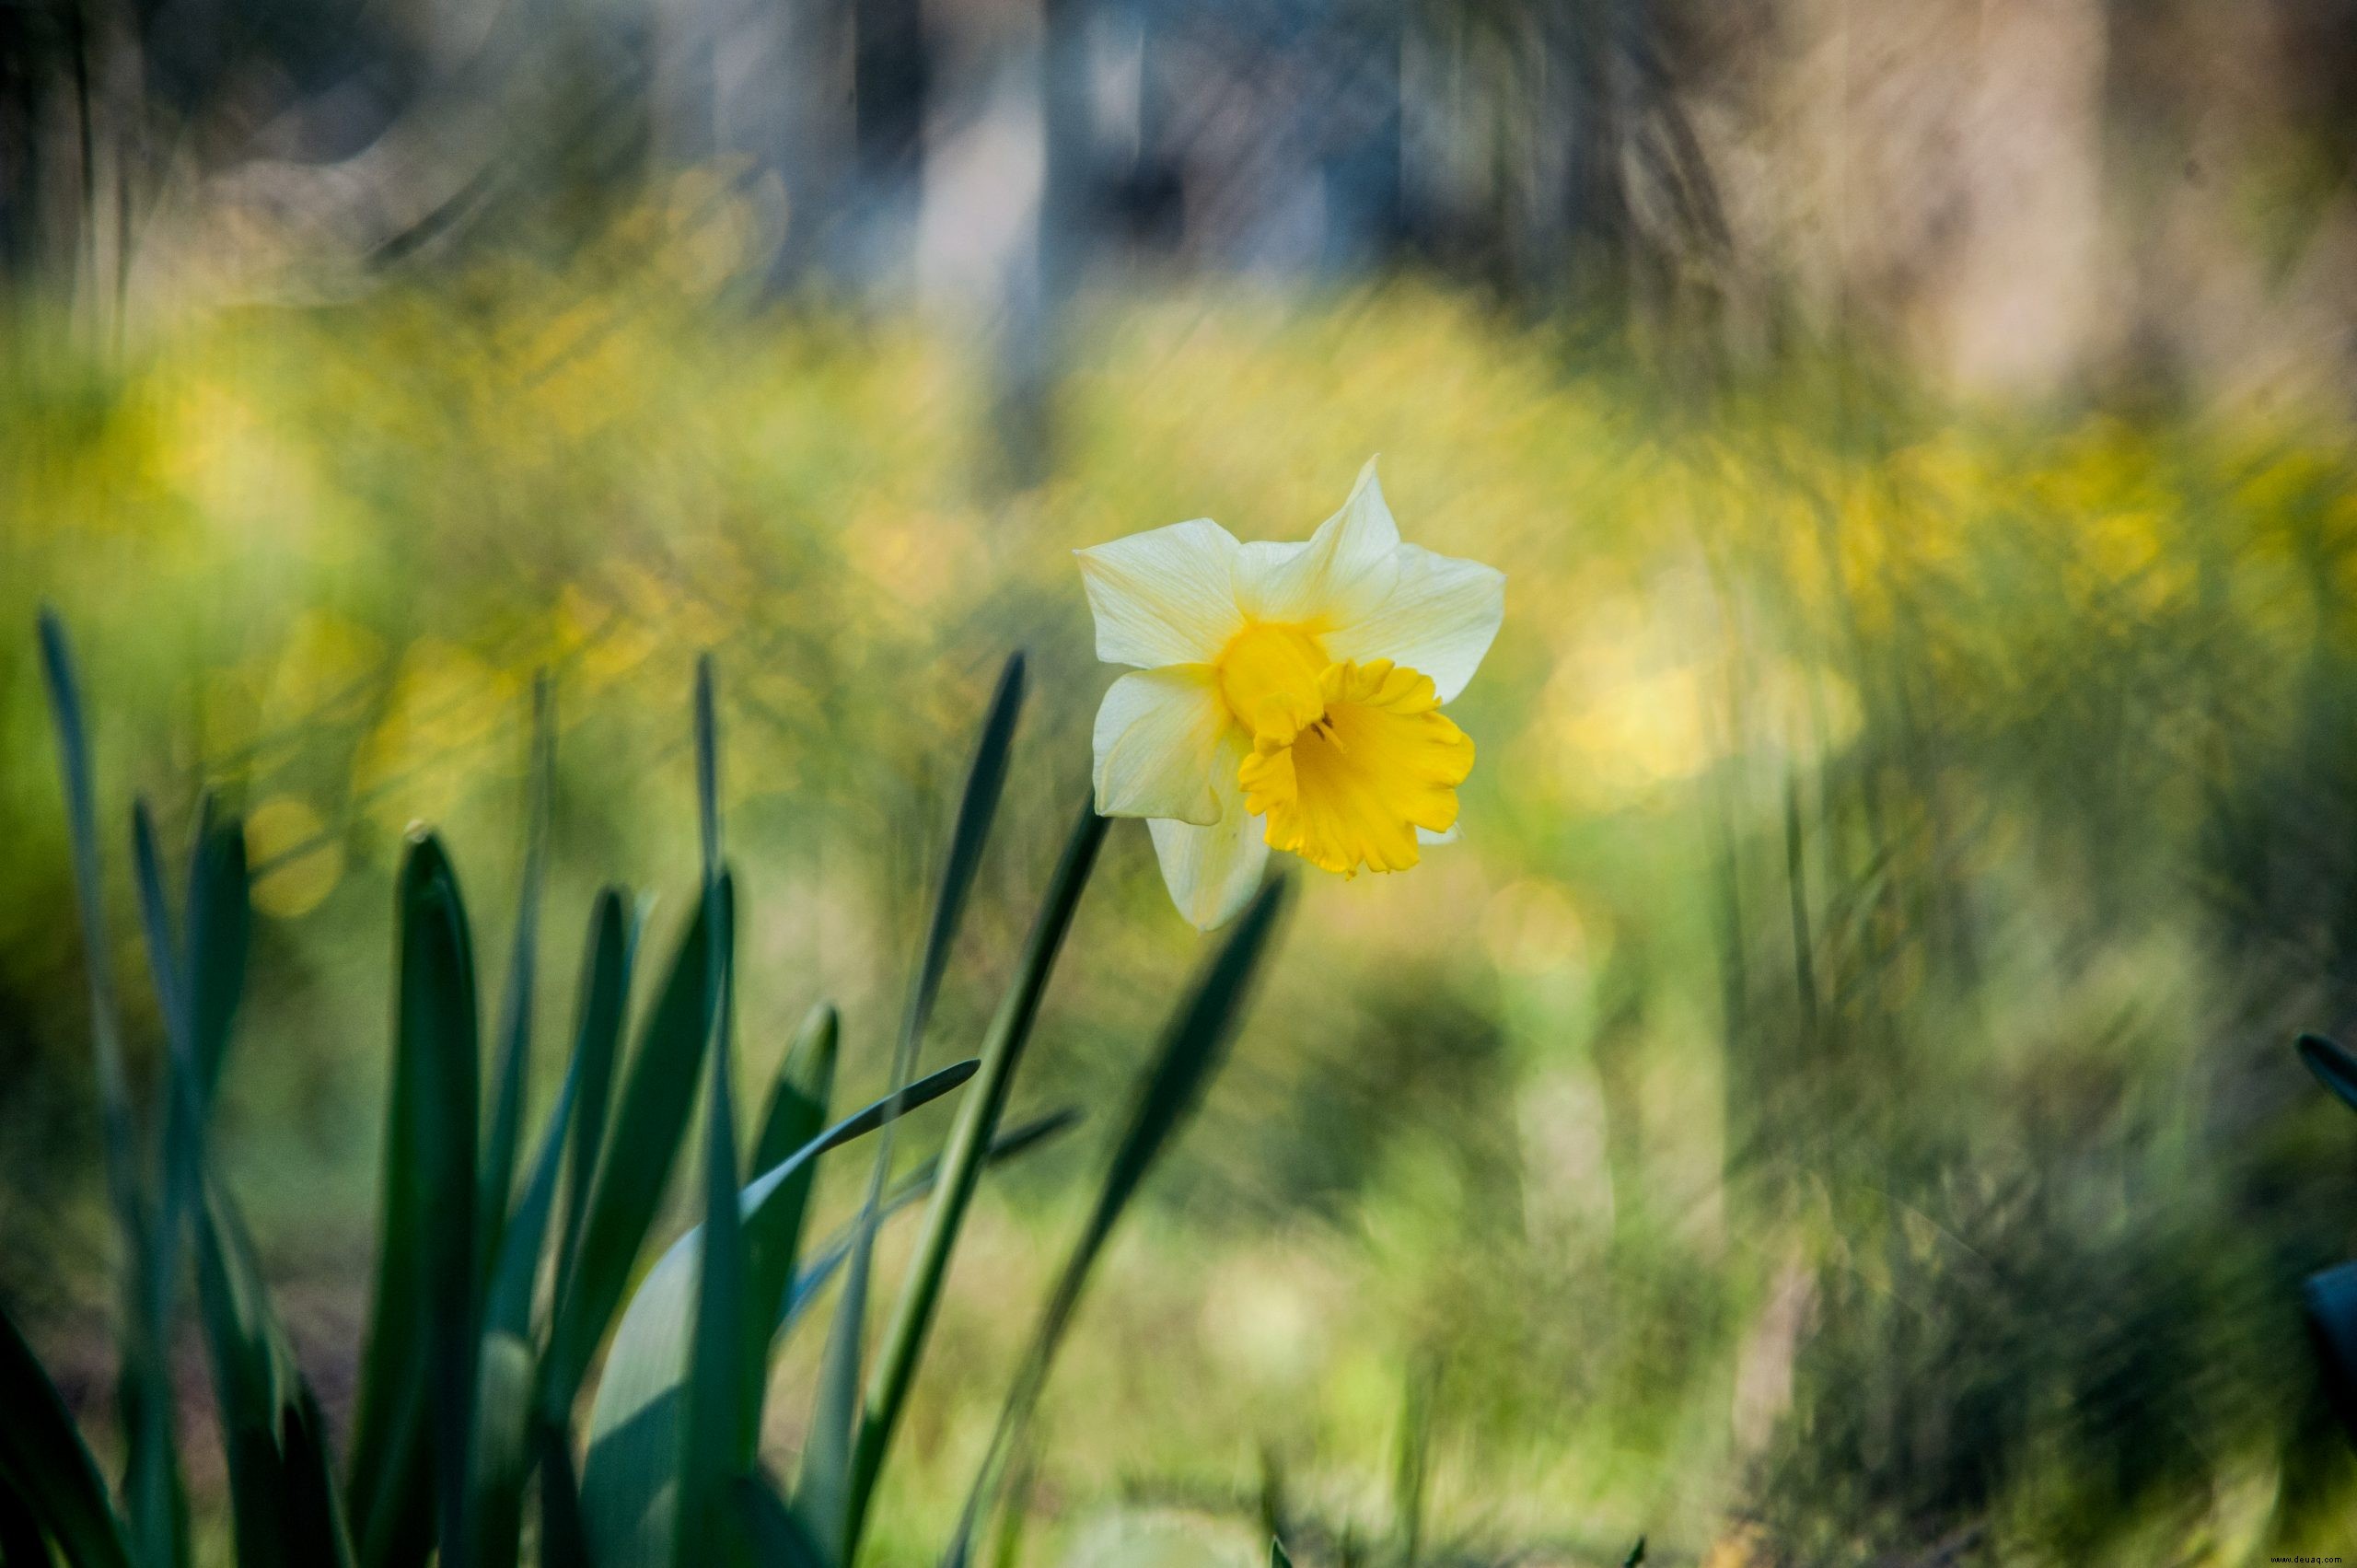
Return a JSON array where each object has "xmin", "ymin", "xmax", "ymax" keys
[{"xmin": 8, "ymin": 188, "xmax": 2357, "ymax": 1560}]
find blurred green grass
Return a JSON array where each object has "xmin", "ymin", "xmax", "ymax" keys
[{"xmin": 7, "ymin": 183, "xmax": 2357, "ymax": 1563}]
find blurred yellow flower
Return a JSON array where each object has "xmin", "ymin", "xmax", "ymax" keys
[{"xmin": 1078, "ymin": 459, "xmax": 1504, "ymax": 928}]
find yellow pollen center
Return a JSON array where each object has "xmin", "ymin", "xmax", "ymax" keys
[
  {"xmin": 1234, "ymin": 656, "xmax": 1476, "ymax": 877},
  {"xmin": 1213, "ymin": 621, "xmax": 1330, "ymax": 743}
]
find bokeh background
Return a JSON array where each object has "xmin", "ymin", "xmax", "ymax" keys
[{"xmin": 8, "ymin": 0, "xmax": 2357, "ymax": 1562}]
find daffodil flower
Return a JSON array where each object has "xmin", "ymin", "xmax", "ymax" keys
[{"xmin": 1078, "ymin": 459, "xmax": 1504, "ymax": 928}]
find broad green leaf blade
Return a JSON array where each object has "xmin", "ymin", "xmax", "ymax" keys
[
  {"xmin": 2307, "ymin": 1260, "xmax": 2357, "ymax": 1443},
  {"xmin": 38, "ymin": 610, "xmax": 183, "ymax": 1568},
  {"xmin": 459, "ymin": 1332, "xmax": 536, "ymax": 1568},
  {"xmin": 166, "ymin": 809, "xmax": 354, "ymax": 1568},
  {"xmin": 128, "ymin": 805, "xmax": 200, "ymax": 1369},
  {"xmin": 0, "ymin": 1475, "xmax": 49, "ymax": 1568},
  {"xmin": 679, "ymin": 856, "xmax": 748, "ymax": 1568},
  {"xmin": 486, "ymin": 1025, "xmax": 588, "ymax": 1340},
  {"xmin": 851, "ymin": 806, "xmax": 1107, "ymax": 1542},
  {"xmin": 464, "ymin": 962, "xmax": 598, "ymax": 1568},
  {"xmin": 536, "ymin": 1424, "xmax": 592, "ymax": 1568},
  {"xmin": 542, "ymin": 891, "xmax": 723, "ymax": 1418},
  {"xmin": 744, "ymin": 1006, "xmax": 840, "ymax": 1444},
  {"xmin": 278, "ymin": 1387, "xmax": 355, "ymax": 1568},
  {"xmin": 944, "ymin": 877, "xmax": 1291, "ymax": 1562},
  {"xmin": 753, "ymin": 1007, "xmax": 842, "ymax": 1176},
  {"xmin": 1271, "ymin": 1541, "xmax": 1292, "ymax": 1568},
  {"xmin": 348, "ymin": 832, "xmax": 482, "ymax": 1568},
  {"xmin": 2299, "ymin": 1033, "xmax": 2357, "ymax": 1114},
  {"xmin": 555, "ymin": 889, "xmax": 633, "ymax": 1311},
  {"xmin": 185, "ymin": 801, "xmax": 251, "ymax": 1106},
  {"xmin": 193, "ymin": 1175, "xmax": 357, "ymax": 1568},
  {"xmin": 581, "ymin": 1060, "xmax": 981, "ymax": 1568},
  {"xmin": 480, "ymin": 673, "xmax": 555, "ymax": 1288},
  {"xmin": 737, "ymin": 1474, "xmax": 826, "ymax": 1568},
  {"xmin": 0, "ymin": 1303, "xmax": 134, "ymax": 1568}
]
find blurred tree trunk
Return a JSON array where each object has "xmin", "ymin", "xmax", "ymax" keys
[
  {"xmin": 853, "ymin": 0, "xmax": 927, "ymax": 180},
  {"xmin": 991, "ymin": 0, "xmax": 1088, "ymax": 487}
]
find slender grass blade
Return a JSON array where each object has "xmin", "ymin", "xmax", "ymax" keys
[
  {"xmin": 579, "ymin": 1059, "xmax": 981, "ymax": 1566},
  {"xmin": 0, "ymin": 1303, "xmax": 134, "ymax": 1568},
  {"xmin": 809, "ymin": 654, "xmax": 1025, "ymax": 1562},
  {"xmin": 38, "ymin": 610, "xmax": 183, "ymax": 1568},
  {"xmin": 542, "ymin": 890, "xmax": 722, "ymax": 1417},
  {"xmin": 850, "ymin": 805, "xmax": 1107, "ymax": 1543},
  {"xmin": 2299, "ymin": 1033, "xmax": 2357, "ymax": 1115},
  {"xmin": 737, "ymin": 1474, "xmax": 826, "ymax": 1568},
  {"xmin": 942, "ymin": 877, "xmax": 1291, "ymax": 1563},
  {"xmin": 554, "ymin": 889, "xmax": 633, "ymax": 1313},
  {"xmin": 0, "ymin": 1476, "xmax": 49, "ymax": 1568},
  {"xmin": 480, "ymin": 674, "xmax": 554, "ymax": 1286},
  {"xmin": 775, "ymin": 1112, "xmax": 1082, "ymax": 1338},
  {"xmin": 464, "ymin": 948, "xmax": 598, "ymax": 1568}
]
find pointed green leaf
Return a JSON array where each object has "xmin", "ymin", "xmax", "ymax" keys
[
  {"xmin": 465, "ymin": 896, "xmax": 609, "ymax": 1568},
  {"xmin": 459, "ymin": 1331, "xmax": 536, "ymax": 1568},
  {"xmin": 555, "ymin": 889, "xmax": 633, "ymax": 1310},
  {"xmin": 0, "ymin": 1303, "xmax": 133, "ymax": 1568},
  {"xmin": 799, "ymin": 1199, "xmax": 875, "ymax": 1563},
  {"xmin": 0, "ymin": 1475, "xmax": 51, "ymax": 1568},
  {"xmin": 2300, "ymin": 1033, "xmax": 2357, "ymax": 1115},
  {"xmin": 813, "ymin": 654, "xmax": 1025, "ymax": 1560},
  {"xmin": 744, "ymin": 1005, "xmax": 839, "ymax": 1441},
  {"xmin": 536, "ymin": 1424, "xmax": 592, "ymax": 1568},
  {"xmin": 776, "ymin": 1112, "xmax": 1081, "ymax": 1338},
  {"xmin": 580, "ymin": 1060, "xmax": 981, "ymax": 1568},
  {"xmin": 679, "ymin": 859, "xmax": 749, "ymax": 1567},
  {"xmin": 193, "ymin": 1173, "xmax": 356, "ymax": 1568},
  {"xmin": 543, "ymin": 889, "xmax": 723, "ymax": 1417},
  {"xmin": 185, "ymin": 799, "xmax": 251, "ymax": 1106},
  {"xmin": 157, "ymin": 814, "xmax": 354, "ymax": 1568},
  {"xmin": 737, "ymin": 1474, "xmax": 826, "ymax": 1568},
  {"xmin": 945, "ymin": 877, "xmax": 1291, "ymax": 1561},
  {"xmin": 348, "ymin": 832, "xmax": 482, "ymax": 1568},
  {"xmin": 480, "ymin": 674, "xmax": 555, "ymax": 1288},
  {"xmin": 39, "ymin": 610, "xmax": 183, "ymax": 1568},
  {"xmin": 896, "ymin": 653, "xmax": 1025, "ymax": 1086},
  {"xmin": 849, "ymin": 805, "xmax": 1106, "ymax": 1544}
]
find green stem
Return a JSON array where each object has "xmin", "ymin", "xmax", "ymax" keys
[{"xmin": 843, "ymin": 805, "xmax": 1107, "ymax": 1551}]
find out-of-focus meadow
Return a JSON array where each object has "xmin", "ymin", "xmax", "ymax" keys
[{"xmin": 9, "ymin": 1, "xmax": 2357, "ymax": 1564}]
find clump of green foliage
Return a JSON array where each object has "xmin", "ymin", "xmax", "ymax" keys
[{"xmin": 1, "ymin": 611, "xmax": 1288, "ymax": 1568}]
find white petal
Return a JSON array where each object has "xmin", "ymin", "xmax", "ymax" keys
[
  {"xmin": 1233, "ymin": 458, "xmax": 1401, "ymax": 625},
  {"xmin": 1144, "ymin": 732, "xmax": 1269, "ymax": 929},
  {"xmin": 1075, "ymin": 519, "xmax": 1246, "ymax": 668},
  {"xmin": 1092, "ymin": 667, "xmax": 1234, "ymax": 826},
  {"xmin": 1321, "ymin": 544, "xmax": 1504, "ymax": 702},
  {"xmin": 1416, "ymin": 822, "xmax": 1462, "ymax": 846}
]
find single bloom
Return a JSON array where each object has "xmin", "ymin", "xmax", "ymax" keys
[{"xmin": 1078, "ymin": 459, "xmax": 1505, "ymax": 928}]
